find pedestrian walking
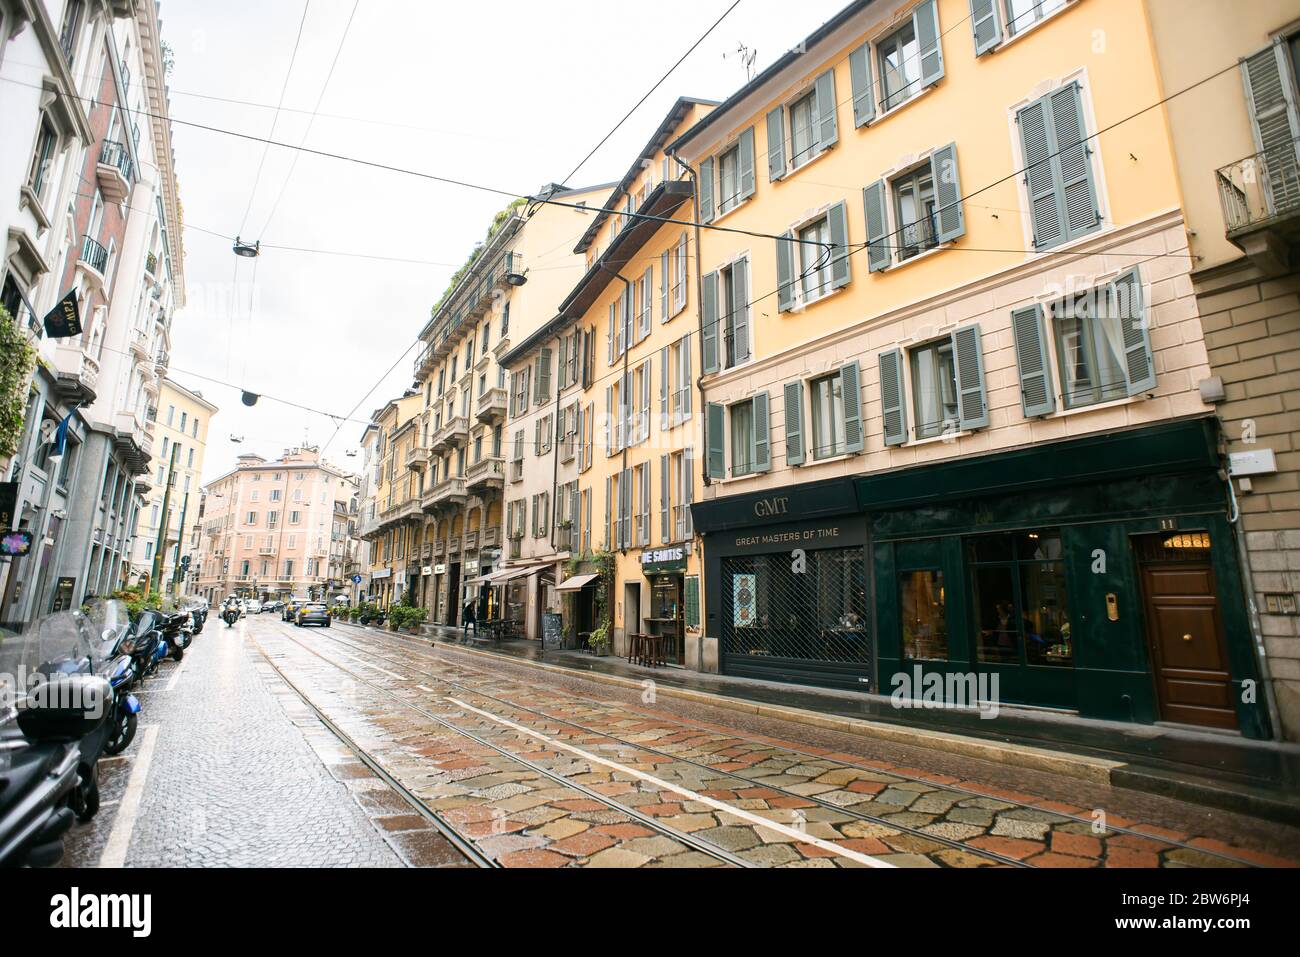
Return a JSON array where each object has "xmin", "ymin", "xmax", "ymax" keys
[{"xmin": 462, "ymin": 598, "xmax": 477, "ymax": 639}]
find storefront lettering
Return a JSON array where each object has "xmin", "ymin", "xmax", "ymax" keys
[
  {"xmin": 753, "ymin": 496, "xmax": 790, "ymax": 519},
  {"xmin": 734, "ymin": 527, "xmax": 843, "ymax": 549}
]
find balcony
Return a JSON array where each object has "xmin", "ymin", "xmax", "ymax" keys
[
  {"xmin": 406, "ymin": 447, "xmax": 429, "ymax": 473},
  {"xmin": 96, "ymin": 140, "xmax": 133, "ymax": 203},
  {"xmin": 496, "ymin": 251, "xmax": 526, "ymax": 290},
  {"xmin": 127, "ymin": 327, "xmax": 150, "ymax": 359},
  {"xmin": 111, "ymin": 410, "xmax": 152, "ymax": 475},
  {"xmin": 464, "ymin": 530, "xmax": 479, "ymax": 552},
  {"xmin": 422, "ymin": 476, "xmax": 467, "ymax": 513},
  {"xmin": 414, "ymin": 342, "xmax": 437, "ymax": 379},
  {"xmin": 153, "ymin": 351, "xmax": 169, "ymax": 377},
  {"xmin": 77, "ymin": 235, "xmax": 108, "ymax": 286},
  {"xmin": 433, "ymin": 415, "xmax": 469, "ymax": 451},
  {"xmin": 53, "ymin": 344, "xmax": 100, "ymax": 404},
  {"xmin": 145, "ymin": 251, "xmax": 158, "ymax": 277},
  {"xmin": 1217, "ymin": 144, "xmax": 1300, "ymax": 273},
  {"xmin": 448, "ymin": 536, "xmax": 462, "ymax": 554},
  {"xmin": 475, "ymin": 387, "xmax": 507, "ymax": 424},
  {"xmin": 481, "ymin": 526, "xmax": 500, "ymax": 549},
  {"xmin": 433, "ymin": 539, "xmax": 446, "ymax": 556},
  {"xmin": 465, "ymin": 456, "xmax": 505, "ymax": 494}
]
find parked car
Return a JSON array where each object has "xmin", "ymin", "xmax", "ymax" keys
[
  {"xmin": 263, "ymin": 601, "xmax": 283, "ymax": 614},
  {"xmin": 246, "ymin": 600, "xmax": 263, "ymax": 615},
  {"xmin": 294, "ymin": 603, "xmax": 331, "ymax": 628}
]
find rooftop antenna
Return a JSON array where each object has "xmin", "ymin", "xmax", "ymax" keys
[{"xmin": 725, "ymin": 41, "xmax": 757, "ymax": 82}]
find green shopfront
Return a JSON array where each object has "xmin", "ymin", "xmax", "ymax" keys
[{"xmin": 693, "ymin": 419, "xmax": 1272, "ymax": 740}]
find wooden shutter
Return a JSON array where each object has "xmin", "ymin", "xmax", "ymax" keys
[
  {"xmin": 682, "ymin": 449, "xmax": 694, "ymax": 537},
  {"xmin": 660, "ymin": 454, "xmax": 670, "ymax": 543},
  {"xmin": 878, "ymin": 349, "xmax": 908, "ymax": 447},
  {"xmin": 674, "ymin": 233, "xmax": 688, "ymax": 313},
  {"xmin": 1112, "ymin": 267, "xmax": 1156, "ymax": 396},
  {"xmin": 607, "ymin": 301, "xmax": 616, "ymax": 364},
  {"xmin": 640, "ymin": 463, "xmax": 651, "ymax": 546},
  {"xmin": 700, "ymin": 156, "xmax": 715, "ymax": 223},
  {"xmin": 660, "ymin": 250, "xmax": 670, "ymax": 322},
  {"xmin": 828, "ymin": 201, "xmax": 851, "ymax": 290},
  {"xmin": 508, "ymin": 371, "xmax": 517, "ymax": 417},
  {"xmin": 784, "ymin": 381, "xmax": 805, "ymax": 467},
  {"xmin": 849, "ymin": 42, "xmax": 875, "ymax": 128},
  {"xmin": 604, "ymin": 477, "xmax": 612, "ymax": 550},
  {"xmin": 863, "ymin": 180, "xmax": 890, "ymax": 272},
  {"xmin": 557, "ymin": 337, "xmax": 569, "ymax": 391},
  {"xmin": 914, "ymin": 0, "xmax": 944, "ymax": 88},
  {"xmin": 639, "ymin": 267, "xmax": 653, "ymax": 340},
  {"xmin": 604, "ymin": 386, "xmax": 613, "ymax": 453},
  {"xmin": 814, "ymin": 68, "xmax": 838, "ymax": 149},
  {"xmin": 766, "ymin": 106, "xmax": 786, "ymax": 183},
  {"xmin": 701, "ymin": 270, "xmax": 720, "ymax": 373},
  {"xmin": 535, "ymin": 347, "xmax": 552, "ymax": 404},
  {"xmin": 659, "ymin": 346, "xmax": 670, "ymax": 431},
  {"xmin": 681, "ymin": 332, "xmax": 692, "ymax": 418},
  {"xmin": 640, "ymin": 362, "xmax": 651, "ymax": 443},
  {"xmin": 738, "ymin": 126, "xmax": 756, "ymax": 201},
  {"xmin": 1242, "ymin": 42, "xmax": 1300, "ymax": 212},
  {"xmin": 1049, "ymin": 84, "xmax": 1101, "ymax": 240},
  {"xmin": 952, "ymin": 324, "xmax": 989, "ymax": 431},
  {"xmin": 731, "ymin": 258, "xmax": 751, "ymax": 364},
  {"xmin": 841, "ymin": 360, "xmax": 864, "ymax": 454},
  {"xmin": 1018, "ymin": 97, "xmax": 1060, "ymax": 248},
  {"xmin": 752, "ymin": 391, "xmax": 771, "ymax": 474},
  {"xmin": 970, "ymin": 0, "xmax": 1001, "ymax": 56},
  {"xmin": 931, "ymin": 142, "xmax": 966, "ymax": 243},
  {"xmin": 1011, "ymin": 304, "xmax": 1056, "ymax": 417},
  {"xmin": 706, "ymin": 403, "xmax": 725, "ymax": 480},
  {"xmin": 777, "ymin": 231, "xmax": 796, "ymax": 312}
]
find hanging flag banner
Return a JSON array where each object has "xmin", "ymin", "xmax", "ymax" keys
[{"xmin": 42, "ymin": 290, "xmax": 82, "ymax": 339}]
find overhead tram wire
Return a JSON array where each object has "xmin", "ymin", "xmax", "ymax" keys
[
  {"xmin": 237, "ymin": 0, "xmax": 312, "ymax": 237},
  {"xmin": 554, "ymin": 0, "xmax": 742, "ymax": 189}
]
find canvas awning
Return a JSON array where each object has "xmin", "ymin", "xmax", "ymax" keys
[
  {"xmin": 485, "ymin": 565, "xmax": 544, "ymax": 584},
  {"xmin": 556, "ymin": 574, "xmax": 599, "ymax": 592}
]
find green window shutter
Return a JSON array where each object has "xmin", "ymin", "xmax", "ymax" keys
[
  {"xmin": 952, "ymin": 324, "xmax": 989, "ymax": 431},
  {"xmin": 930, "ymin": 142, "xmax": 966, "ymax": 243},
  {"xmin": 863, "ymin": 180, "xmax": 890, "ymax": 272},
  {"xmin": 1111, "ymin": 267, "xmax": 1156, "ymax": 395},
  {"xmin": 659, "ymin": 346, "xmax": 669, "ymax": 431},
  {"xmin": 784, "ymin": 381, "xmax": 805, "ymax": 466},
  {"xmin": 706, "ymin": 403, "xmax": 725, "ymax": 480},
  {"xmin": 814, "ymin": 68, "xmax": 838, "ymax": 149},
  {"xmin": 701, "ymin": 270, "xmax": 720, "ymax": 374},
  {"xmin": 535, "ymin": 347, "xmax": 552, "ymax": 403},
  {"xmin": 681, "ymin": 332, "xmax": 693, "ymax": 418},
  {"xmin": 914, "ymin": 0, "xmax": 944, "ymax": 87},
  {"xmin": 969, "ymin": 0, "xmax": 1001, "ymax": 56},
  {"xmin": 841, "ymin": 360, "xmax": 864, "ymax": 453},
  {"xmin": 828, "ymin": 200, "xmax": 851, "ymax": 290},
  {"xmin": 1050, "ymin": 84, "xmax": 1101, "ymax": 240},
  {"xmin": 683, "ymin": 448, "xmax": 694, "ymax": 536},
  {"xmin": 848, "ymin": 42, "xmax": 875, "ymax": 128},
  {"xmin": 878, "ymin": 349, "xmax": 908, "ymax": 447},
  {"xmin": 700, "ymin": 156, "xmax": 716, "ymax": 223},
  {"xmin": 660, "ymin": 250, "xmax": 670, "ymax": 322},
  {"xmin": 604, "ymin": 385, "xmax": 613, "ymax": 453},
  {"xmin": 738, "ymin": 126, "xmax": 756, "ymax": 201},
  {"xmin": 604, "ymin": 476, "xmax": 612, "ymax": 549},
  {"xmin": 1242, "ymin": 43, "xmax": 1300, "ymax": 211},
  {"xmin": 1017, "ymin": 97, "xmax": 1062, "ymax": 249},
  {"xmin": 751, "ymin": 392, "xmax": 771, "ymax": 473},
  {"xmin": 557, "ymin": 337, "xmax": 569, "ymax": 389},
  {"xmin": 639, "ymin": 266, "xmax": 653, "ymax": 340},
  {"xmin": 607, "ymin": 302, "xmax": 616, "ymax": 364},
  {"xmin": 660, "ymin": 454, "xmax": 670, "ymax": 542},
  {"xmin": 732, "ymin": 258, "xmax": 751, "ymax": 363},
  {"xmin": 776, "ymin": 231, "xmax": 796, "ymax": 312},
  {"xmin": 1011, "ymin": 304, "xmax": 1056, "ymax": 417},
  {"xmin": 766, "ymin": 106, "xmax": 786, "ymax": 183}
]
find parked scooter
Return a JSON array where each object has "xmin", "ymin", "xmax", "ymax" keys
[
  {"xmin": 128, "ymin": 610, "xmax": 165, "ymax": 679},
  {"xmin": 185, "ymin": 598, "xmax": 208, "ymax": 635},
  {"xmin": 81, "ymin": 600, "xmax": 142, "ymax": 757}
]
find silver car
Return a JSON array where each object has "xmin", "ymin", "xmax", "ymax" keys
[{"xmin": 295, "ymin": 602, "xmax": 332, "ymax": 628}]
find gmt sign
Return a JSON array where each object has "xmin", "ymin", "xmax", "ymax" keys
[{"xmin": 753, "ymin": 496, "xmax": 790, "ymax": 518}]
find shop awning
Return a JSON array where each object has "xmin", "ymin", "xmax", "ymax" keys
[
  {"xmin": 556, "ymin": 574, "xmax": 599, "ymax": 593},
  {"xmin": 485, "ymin": 565, "xmax": 545, "ymax": 584}
]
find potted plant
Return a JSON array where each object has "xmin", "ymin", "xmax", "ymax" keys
[
  {"xmin": 404, "ymin": 607, "xmax": 428, "ymax": 634},
  {"xmin": 387, "ymin": 606, "xmax": 407, "ymax": 632},
  {"xmin": 588, "ymin": 620, "xmax": 612, "ymax": 657}
]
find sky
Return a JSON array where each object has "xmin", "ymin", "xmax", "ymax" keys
[{"xmin": 160, "ymin": 0, "xmax": 848, "ymax": 483}]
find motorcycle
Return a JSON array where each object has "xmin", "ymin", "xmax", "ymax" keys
[
  {"xmin": 127, "ymin": 610, "xmax": 165, "ymax": 679},
  {"xmin": 185, "ymin": 598, "xmax": 208, "ymax": 635},
  {"xmin": 221, "ymin": 605, "xmax": 240, "ymax": 628},
  {"xmin": 81, "ymin": 600, "xmax": 142, "ymax": 757}
]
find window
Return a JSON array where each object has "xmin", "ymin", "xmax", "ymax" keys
[
  {"xmin": 270, "ymin": 490, "xmax": 282, "ymax": 502},
  {"xmin": 267, "ymin": 511, "xmax": 278, "ymax": 529},
  {"xmin": 718, "ymin": 143, "xmax": 741, "ymax": 214},
  {"xmin": 27, "ymin": 116, "xmax": 58, "ymax": 203},
  {"xmin": 671, "ymin": 233, "xmax": 688, "ymax": 315},
  {"xmin": 665, "ymin": 333, "xmax": 693, "ymax": 427},
  {"xmin": 788, "ymin": 92, "xmax": 818, "ymax": 168},
  {"xmin": 1016, "ymin": 83, "xmax": 1100, "ymax": 249},
  {"xmin": 179, "ymin": 412, "xmax": 187, "ymax": 432},
  {"xmin": 865, "ymin": 146, "xmax": 964, "ymax": 273},
  {"xmin": 290, "ymin": 511, "xmax": 301, "ymax": 524},
  {"xmin": 285, "ymin": 560, "xmax": 294, "ymax": 578},
  {"xmin": 799, "ymin": 217, "xmax": 833, "ymax": 304},
  {"xmin": 246, "ymin": 512, "xmax": 257, "ymax": 525},
  {"xmin": 145, "ymin": 542, "xmax": 154, "ymax": 560},
  {"xmin": 969, "ymin": 532, "xmax": 1072, "ymax": 668},
  {"xmin": 703, "ymin": 258, "xmax": 751, "ymax": 373},
  {"xmin": 809, "ymin": 373, "xmax": 846, "ymax": 460},
  {"xmin": 730, "ymin": 401, "xmax": 754, "ymax": 478},
  {"xmin": 893, "ymin": 165, "xmax": 937, "ymax": 260},
  {"xmin": 878, "ymin": 20, "xmax": 920, "ymax": 112},
  {"xmin": 1051, "ymin": 287, "xmax": 1129, "ymax": 410},
  {"xmin": 160, "ymin": 436, "xmax": 170, "ymax": 459},
  {"xmin": 187, "ymin": 448, "xmax": 194, "ymax": 468},
  {"xmin": 909, "ymin": 338, "xmax": 958, "ymax": 439},
  {"xmin": 900, "ymin": 570, "xmax": 948, "ymax": 661},
  {"xmin": 1006, "ymin": 0, "xmax": 1066, "ymax": 35},
  {"xmin": 166, "ymin": 405, "xmax": 175, "ymax": 426}
]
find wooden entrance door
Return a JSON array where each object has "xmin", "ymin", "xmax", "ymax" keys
[{"xmin": 1139, "ymin": 552, "xmax": 1238, "ymax": 731}]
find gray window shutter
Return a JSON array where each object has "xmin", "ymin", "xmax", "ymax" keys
[
  {"xmin": 777, "ymin": 231, "xmax": 796, "ymax": 312},
  {"xmin": 814, "ymin": 68, "xmax": 838, "ymax": 149},
  {"xmin": 701, "ymin": 270, "xmax": 720, "ymax": 373},
  {"xmin": 660, "ymin": 250, "xmax": 670, "ymax": 322},
  {"xmin": 1112, "ymin": 267, "xmax": 1156, "ymax": 396},
  {"xmin": 841, "ymin": 360, "xmax": 864, "ymax": 454},
  {"xmin": 863, "ymin": 180, "xmax": 890, "ymax": 272},
  {"xmin": 1011, "ymin": 304, "xmax": 1056, "ymax": 417},
  {"xmin": 751, "ymin": 391, "xmax": 771, "ymax": 473},
  {"xmin": 732, "ymin": 258, "xmax": 751, "ymax": 363},
  {"xmin": 969, "ymin": 0, "xmax": 1001, "ymax": 56},
  {"xmin": 558, "ymin": 336, "xmax": 569, "ymax": 388},
  {"xmin": 914, "ymin": 0, "xmax": 944, "ymax": 88},
  {"xmin": 660, "ymin": 454, "xmax": 670, "ymax": 542},
  {"xmin": 640, "ymin": 361, "xmax": 651, "ymax": 442},
  {"xmin": 607, "ymin": 301, "xmax": 616, "ymax": 363},
  {"xmin": 1018, "ymin": 98, "xmax": 1061, "ymax": 249},
  {"xmin": 849, "ymin": 42, "xmax": 875, "ymax": 128},
  {"xmin": 700, "ymin": 156, "xmax": 715, "ymax": 223},
  {"xmin": 878, "ymin": 349, "xmax": 908, "ymax": 447},
  {"xmin": 683, "ymin": 449, "xmax": 694, "ymax": 536},
  {"xmin": 659, "ymin": 346, "xmax": 669, "ymax": 430},
  {"xmin": 784, "ymin": 381, "xmax": 805, "ymax": 467},
  {"xmin": 952, "ymin": 324, "xmax": 989, "ymax": 431},
  {"xmin": 828, "ymin": 201, "xmax": 851, "ymax": 289},
  {"xmin": 766, "ymin": 106, "xmax": 786, "ymax": 183},
  {"xmin": 738, "ymin": 126, "xmax": 756, "ymax": 201},
  {"xmin": 604, "ymin": 385, "xmax": 613, "ymax": 453},
  {"xmin": 1049, "ymin": 84, "xmax": 1101, "ymax": 240},
  {"xmin": 681, "ymin": 333, "xmax": 693, "ymax": 418},
  {"xmin": 639, "ymin": 267, "xmax": 652, "ymax": 340},
  {"xmin": 640, "ymin": 464, "xmax": 650, "ymax": 546},
  {"xmin": 535, "ymin": 347, "xmax": 552, "ymax": 403},
  {"xmin": 930, "ymin": 142, "xmax": 966, "ymax": 243},
  {"xmin": 706, "ymin": 403, "xmax": 725, "ymax": 480},
  {"xmin": 1242, "ymin": 42, "xmax": 1300, "ymax": 212},
  {"xmin": 604, "ymin": 476, "xmax": 612, "ymax": 549}
]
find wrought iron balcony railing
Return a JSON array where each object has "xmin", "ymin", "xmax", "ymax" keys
[
  {"xmin": 80, "ymin": 235, "xmax": 108, "ymax": 274},
  {"xmin": 1217, "ymin": 141, "xmax": 1300, "ymax": 234}
]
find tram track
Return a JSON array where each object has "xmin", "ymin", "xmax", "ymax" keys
[{"xmin": 329, "ymin": 623, "xmax": 1267, "ymax": 869}]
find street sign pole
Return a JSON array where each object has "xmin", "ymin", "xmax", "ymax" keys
[
  {"xmin": 148, "ymin": 442, "xmax": 180, "ymax": 598},
  {"xmin": 171, "ymin": 491, "xmax": 189, "ymax": 596}
]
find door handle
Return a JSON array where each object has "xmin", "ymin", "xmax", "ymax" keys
[{"xmin": 1182, "ymin": 634, "xmax": 1194, "ymax": 643}]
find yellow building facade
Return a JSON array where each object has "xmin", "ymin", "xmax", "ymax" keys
[{"xmin": 357, "ymin": 392, "xmax": 424, "ymax": 609}]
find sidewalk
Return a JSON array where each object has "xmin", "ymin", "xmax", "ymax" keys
[{"xmin": 356, "ymin": 621, "xmax": 1300, "ymax": 825}]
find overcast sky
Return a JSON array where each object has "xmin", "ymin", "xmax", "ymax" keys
[{"xmin": 160, "ymin": 0, "xmax": 847, "ymax": 482}]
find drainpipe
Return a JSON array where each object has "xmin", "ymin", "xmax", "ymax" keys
[{"xmin": 669, "ymin": 149, "xmax": 710, "ymax": 491}]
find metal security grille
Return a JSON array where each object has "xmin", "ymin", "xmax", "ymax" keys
[{"xmin": 720, "ymin": 547, "xmax": 872, "ymax": 689}]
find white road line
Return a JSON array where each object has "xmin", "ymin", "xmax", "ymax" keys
[
  {"xmin": 164, "ymin": 653, "xmax": 189, "ymax": 692},
  {"xmin": 416, "ymin": 685, "xmax": 437, "ymax": 694},
  {"xmin": 445, "ymin": 696, "xmax": 895, "ymax": 869},
  {"xmin": 98, "ymin": 724, "xmax": 160, "ymax": 868}
]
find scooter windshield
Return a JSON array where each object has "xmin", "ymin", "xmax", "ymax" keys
[
  {"xmin": 79, "ymin": 598, "xmax": 131, "ymax": 667},
  {"xmin": 0, "ymin": 612, "xmax": 95, "ymax": 707}
]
